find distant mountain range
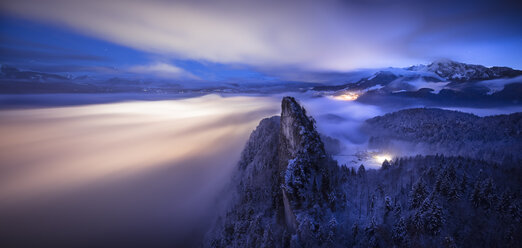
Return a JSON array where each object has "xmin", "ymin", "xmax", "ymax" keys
[
  {"xmin": 0, "ymin": 65, "xmax": 322, "ymax": 94},
  {"xmin": 0, "ymin": 65, "xmax": 71, "ymax": 81},
  {"xmin": 408, "ymin": 59, "xmax": 522, "ymax": 82},
  {"xmin": 1, "ymin": 61, "xmax": 521, "ymax": 106},
  {"xmin": 315, "ymin": 59, "xmax": 522, "ymax": 91},
  {"xmin": 314, "ymin": 60, "xmax": 522, "ymax": 106}
]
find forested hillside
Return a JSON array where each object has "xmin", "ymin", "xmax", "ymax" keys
[
  {"xmin": 363, "ymin": 108, "xmax": 522, "ymax": 163},
  {"xmin": 204, "ymin": 98, "xmax": 522, "ymax": 248}
]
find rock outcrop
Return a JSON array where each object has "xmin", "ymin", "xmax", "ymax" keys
[{"xmin": 204, "ymin": 96, "xmax": 343, "ymax": 247}]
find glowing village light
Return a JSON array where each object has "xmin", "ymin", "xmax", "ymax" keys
[
  {"xmin": 373, "ymin": 154, "xmax": 392, "ymax": 164},
  {"xmin": 332, "ymin": 92, "xmax": 359, "ymax": 101}
]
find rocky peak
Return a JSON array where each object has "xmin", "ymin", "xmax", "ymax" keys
[
  {"xmin": 278, "ymin": 97, "xmax": 331, "ymax": 231},
  {"xmin": 204, "ymin": 97, "xmax": 345, "ymax": 247},
  {"xmin": 278, "ymin": 96, "xmax": 325, "ymax": 174},
  {"xmin": 278, "ymin": 97, "xmax": 343, "ymax": 229}
]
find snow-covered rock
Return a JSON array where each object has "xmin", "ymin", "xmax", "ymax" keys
[
  {"xmin": 417, "ymin": 59, "xmax": 522, "ymax": 82},
  {"xmin": 204, "ymin": 96, "xmax": 344, "ymax": 247}
]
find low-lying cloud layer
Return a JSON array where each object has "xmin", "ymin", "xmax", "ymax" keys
[
  {"xmin": 0, "ymin": 95, "xmax": 279, "ymax": 247},
  {"xmin": 0, "ymin": 93, "xmax": 520, "ymax": 246}
]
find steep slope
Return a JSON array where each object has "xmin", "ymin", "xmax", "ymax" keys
[
  {"xmin": 204, "ymin": 97, "xmax": 344, "ymax": 247},
  {"xmin": 203, "ymin": 116, "xmax": 282, "ymax": 247},
  {"xmin": 278, "ymin": 97, "xmax": 345, "ymax": 230}
]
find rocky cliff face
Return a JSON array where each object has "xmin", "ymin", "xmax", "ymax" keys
[
  {"xmin": 278, "ymin": 97, "xmax": 339, "ymax": 232},
  {"xmin": 278, "ymin": 96, "xmax": 343, "ymax": 213},
  {"xmin": 279, "ymin": 96, "xmax": 314, "ymax": 173},
  {"xmin": 204, "ymin": 96, "xmax": 344, "ymax": 248}
]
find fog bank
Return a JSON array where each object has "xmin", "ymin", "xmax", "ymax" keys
[
  {"xmin": 1, "ymin": 93, "xmax": 519, "ymax": 246},
  {"xmin": 0, "ymin": 94, "xmax": 278, "ymax": 247}
]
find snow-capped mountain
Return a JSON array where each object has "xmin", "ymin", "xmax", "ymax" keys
[
  {"xmin": 315, "ymin": 60, "xmax": 522, "ymax": 93},
  {"xmin": 313, "ymin": 60, "xmax": 522, "ymax": 106},
  {"xmin": 409, "ymin": 59, "xmax": 522, "ymax": 82}
]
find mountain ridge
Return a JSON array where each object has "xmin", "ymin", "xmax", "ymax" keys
[
  {"xmin": 418, "ymin": 59, "xmax": 522, "ymax": 82},
  {"xmin": 313, "ymin": 60, "xmax": 522, "ymax": 94}
]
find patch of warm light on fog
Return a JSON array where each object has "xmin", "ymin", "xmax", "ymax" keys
[
  {"xmin": 332, "ymin": 92, "xmax": 359, "ymax": 101},
  {"xmin": 0, "ymin": 94, "xmax": 278, "ymax": 201},
  {"xmin": 373, "ymin": 154, "xmax": 392, "ymax": 164}
]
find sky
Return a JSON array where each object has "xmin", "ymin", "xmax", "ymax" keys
[{"xmin": 0, "ymin": 0, "xmax": 521, "ymax": 83}]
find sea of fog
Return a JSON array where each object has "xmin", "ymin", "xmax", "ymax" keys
[{"xmin": 0, "ymin": 93, "xmax": 520, "ymax": 247}]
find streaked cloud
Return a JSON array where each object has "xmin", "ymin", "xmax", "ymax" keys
[
  {"xmin": 1, "ymin": 0, "xmax": 521, "ymax": 70},
  {"xmin": 128, "ymin": 62, "xmax": 198, "ymax": 79}
]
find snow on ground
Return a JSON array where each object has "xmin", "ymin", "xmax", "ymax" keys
[{"xmin": 476, "ymin": 75, "xmax": 522, "ymax": 94}]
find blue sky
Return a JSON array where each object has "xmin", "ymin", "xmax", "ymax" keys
[
  {"xmin": 0, "ymin": 16, "xmax": 275, "ymax": 84},
  {"xmin": 1, "ymin": 0, "xmax": 521, "ymax": 84}
]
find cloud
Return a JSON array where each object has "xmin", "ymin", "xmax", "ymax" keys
[
  {"xmin": 128, "ymin": 63, "xmax": 198, "ymax": 79},
  {"xmin": 1, "ymin": 0, "xmax": 521, "ymax": 70},
  {"xmin": 0, "ymin": 94, "xmax": 279, "ymax": 246}
]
